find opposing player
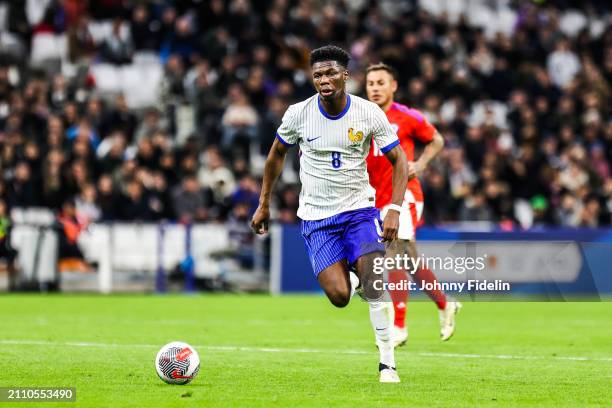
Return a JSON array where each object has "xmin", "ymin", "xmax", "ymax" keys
[
  {"xmin": 365, "ymin": 63, "xmax": 461, "ymax": 346},
  {"xmin": 251, "ymin": 46, "xmax": 409, "ymax": 383}
]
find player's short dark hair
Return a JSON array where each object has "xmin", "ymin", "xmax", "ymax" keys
[
  {"xmin": 310, "ymin": 45, "xmax": 350, "ymax": 68},
  {"xmin": 366, "ymin": 63, "xmax": 398, "ymax": 80}
]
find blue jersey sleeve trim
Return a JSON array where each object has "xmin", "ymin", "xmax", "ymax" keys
[
  {"xmin": 318, "ymin": 94, "xmax": 351, "ymax": 120},
  {"xmin": 380, "ymin": 139, "xmax": 400, "ymax": 154},
  {"xmin": 276, "ymin": 132, "xmax": 296, "ymax": 147}
]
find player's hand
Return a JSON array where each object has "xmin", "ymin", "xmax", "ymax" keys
[
  {"xmin": 251, "ymin": 205, "xmax": 270, "ymax": 235},
  {"xmin": 407, "ymin": 161, "xmax": 423, "ymax": 180},
  {"xmin": 381, "ymin": 210, "xmax": 400, "ymax": 242}
]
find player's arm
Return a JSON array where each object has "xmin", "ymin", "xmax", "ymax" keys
[
  {"xmin": 409, "ymin": 129, "xmax": 444, "ymax": 179},
  {"xmin": 382, "ymin": 145, "xmax": 409, "ymax": 242},
  {"xmin": 251, "ymin": 138, "xmax": 289, "ymax": 235}
]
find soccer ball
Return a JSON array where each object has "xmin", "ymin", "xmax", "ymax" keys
[{"xmin": 155, "ymin": 341, "xmax": 200, "ymax": 385}]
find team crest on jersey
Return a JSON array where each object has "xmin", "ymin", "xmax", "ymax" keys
[{"xmin": 348, "ymin": 128, "xmax": 364, "ymax": 143}]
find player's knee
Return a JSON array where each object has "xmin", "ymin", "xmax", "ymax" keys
[
  {"xmin": 330, "ymin": 296, "xmax": 350, "ymax": 308},
  {"xmin": 327, "ymin": 288, "xmax": 350, "ymax": 308}
]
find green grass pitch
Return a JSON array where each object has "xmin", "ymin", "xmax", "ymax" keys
[{"xmin": 0, "ymin": 295, "xmax": 610, "ymax": 407}]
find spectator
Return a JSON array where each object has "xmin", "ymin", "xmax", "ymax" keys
[
  {"xmin": 7, "ymin": 161, "xmax": 40, "ymax": 207},
  {"xmin": 57, "ymin": 199, "xmax": 90, "ymax": 272},
  {"xmin": 226, "ymin": 201, "xmax": 255, "ymax": 268},
  {"xmin": 106, "ymin": 94, "xmax": 137, "ymax": 142},
  {"xmin": 459, "ymin": 188, "xmax": 494, "ymax": 222},
  {"xmin": 172, "ymin": 175, "xmax": 210, "ymax": 223},
  {"xmin": 189, "ymin": 62, "xmax": 221, "ymax": 144},
  {"xmin": 118, "ymin": 179, "xmax": 154, "ymax": 221},
  {"xmin": 220, "ymin": 84, "xmax": 259, "ymax": 152},
  {"xmin": 259, "ymin": 96, "xmax": 288, "ymax": 155},
  {"xmin": 100, "ymin": 18, "xmax": 133, "ymax": 65},
  {"xmin": 130, "ymin": 4, "xmax": 158, "ymax": 51},
  {"xmin": 67, "ymin": 14, "xmax": 96, "ymax": 63},
  {"xmin": 547, "ymin": 37, "xmax": 581, "ymax": 89},
  {"xmin": 96, "ymin": 174, "xmax": 119, "ymax": 221},
  {"xmin": 75, "ymin": 183, "xmax": 101, "ymax": 223},
  {"xmin": 148, "ymin": 171, "xmax": 174, "ymax": 220},
  {"xmin": 231, "ymin": 175, "xmax": 260, "ymax": 216},
  {"xmin": 134, "ymin": 109, "xmax": 166, "ymax": 143},
  {"xmin": 555, "ymin": 191, "xmax": 582, "ymax": 226},
  {"xmin": 42, "ymin": 149, "xmax": 65, "ymax": 209},
  {"xmin": 0, "ymin": 199, "xmax": 18, "ymax": 290},
  {"xmin": 198, "ymin": 146, "xmax": 236, "ymax": 208},
  {"xmin": 578, "ymin": 195, "xmax": 603, "ymax": 227}
]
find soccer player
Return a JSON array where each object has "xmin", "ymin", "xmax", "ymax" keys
[
  {"xmin": 365, "ymin": 63, "xmax": 462, "ymax": 346},
  {"xmin": 251, "ymin": 46, "xmax": 409, "ymax": 383}
]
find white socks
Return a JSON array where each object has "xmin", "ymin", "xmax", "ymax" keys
[
  {"xmin": 350, "ymin": 271, "xmax": 395, "ymax": 368},
  {"xmin": 369, "ymin": 301, "xmax": 395, "ymax": 368}
]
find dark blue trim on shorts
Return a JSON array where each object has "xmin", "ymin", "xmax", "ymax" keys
[
  {"xmin": 276, "ymin": 132, "xmax": 296, "ymax": 147},
  {"xmin": 318, "ymin": 94, "xmax": 351, "ymax": 120},
  {"xmin": 380, "ymin": 139, "xmax": 400, "ymax": 154}
]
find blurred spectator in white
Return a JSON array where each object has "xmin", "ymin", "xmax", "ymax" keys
[
  {"xmin": 555, "ymin": 191, "xmax": 582, "ymax": 226},
  {"xmin": 220, "ymin": 84, "xmax": 259, "ymax": 150},
  {"xmin": 547, "ymin": 37, "xmax": 581, "ymax": 89},
  {"xmin": 559, "ymin": 160, "xmax": 589, "ymax": 193},
  {"xmin": 75, "ymin": 183, "xmax": 101, "ymax": 223},
  {"xmin": 198, "ymin": 146, "xmax": 235, "ymax": 205}
]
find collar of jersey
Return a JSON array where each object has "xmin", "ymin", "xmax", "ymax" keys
[{"xmin": 317, "ymin": 94, "xmax": 351, "ymax": 120}]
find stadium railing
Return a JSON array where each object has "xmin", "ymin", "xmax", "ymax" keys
[{"xmin": 2, "ymin": 208, "xmax": 268, "ymax": 293}]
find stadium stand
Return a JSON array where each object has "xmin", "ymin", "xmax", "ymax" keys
[{"xmin": 0, "ymin": 0, "xmax": 609, "ymax": 233}]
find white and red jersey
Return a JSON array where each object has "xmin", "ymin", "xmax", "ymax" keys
[
  {"xmin": 276, "ymin": 94, "xmax": 399, "ymax": 220},
  {"xmin": 366, "ymin": 102, "xmax": 436, "ymax": 208}
]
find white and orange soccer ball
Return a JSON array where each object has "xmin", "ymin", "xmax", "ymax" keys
[{"xmin": 155, "ymin": 341, "xmax": 200, "ymax": 385}]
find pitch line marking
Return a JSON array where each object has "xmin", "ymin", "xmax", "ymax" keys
[{"xmin": 0, "ymin": 340, "xmax": 610, "ymax": 362}]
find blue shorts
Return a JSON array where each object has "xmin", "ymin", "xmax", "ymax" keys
[{"xmin": 301, "ymin": 207, "xmax": 385, "ymax": 276}]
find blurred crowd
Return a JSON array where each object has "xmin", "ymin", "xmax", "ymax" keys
[{"xmin": 0, "ymin": 0, "xmax": 610, "ymax": 229}]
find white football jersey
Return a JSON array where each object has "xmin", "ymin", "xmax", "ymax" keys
[{"xmin": 276, "ymin": 93, "xmax": 399, "ymax": 220}]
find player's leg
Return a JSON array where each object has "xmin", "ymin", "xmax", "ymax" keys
[
  {"xmin": 317, "ymin": 260, "xmax": 351, "ymax": 308},
  {"xmin": 402, "ymin": 201, "xmax": 447, "ymax": 309},
  {"xmin": 407, "ymin": 239, "xmax": 446, "ymax": 308},
  {"xmin": 385, "ymin": 238, "xmax": 410, "ymax": 347},
  {"xmin": 380, "ymin": 196, "xmax": 417, "ymax": 346},
  {"xmin": 354, "ymin": 251, "xmax": 399, "ymax": 383},
  {"xmin": 302, "ymin": 216, "xmax": 352, "ymax": 307},
  {"xmin": 407, "ymin": 238, "xmax": 462, "ymax": 341},
  {"xmin": 343, "ymin": 207, "xmax": 399, "ymax": 383}
]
